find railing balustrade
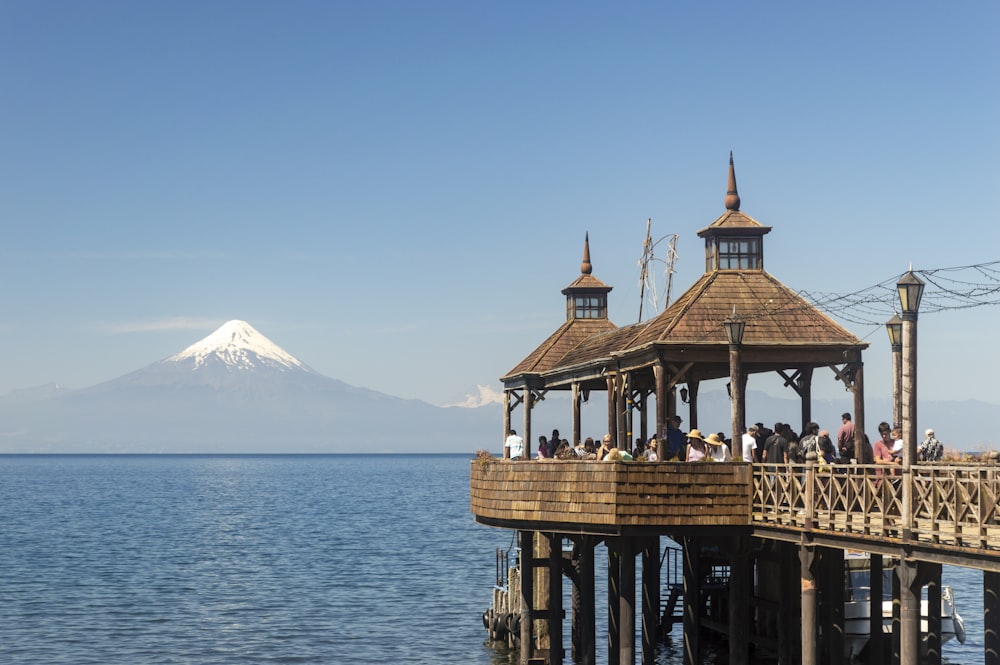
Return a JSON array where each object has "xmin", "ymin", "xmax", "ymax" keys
[{"xmin": 751, "ymin": 463, "xmax": 1000, "ymax": 551}]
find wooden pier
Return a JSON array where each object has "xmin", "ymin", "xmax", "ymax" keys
[
  {"xmin": 481, "ymin": 157, "xmax": 1000, "ymax": 664},
  {"xmin": 471, "ymin": 458, "xmax": 1000, "ymax": 665}
]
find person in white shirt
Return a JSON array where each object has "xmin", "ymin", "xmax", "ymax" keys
[
  {"xmin": 705, "ymin": 432, "xmax": 732, "ymax": 462},
  {"xmin": 504, "ymin": 429, "xmax": 525, "ymax": 460},
  {"xmin": 741, "ymin": 425, "xmax": 758, "ymax": 462}
]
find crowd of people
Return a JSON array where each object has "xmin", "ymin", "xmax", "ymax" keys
[{"xmin": 503, "ymin": 412, "xmax": 946, "ymax": 464}]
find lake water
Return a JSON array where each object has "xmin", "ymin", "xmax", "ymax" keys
[{"xmin": 0, "ymin": 455, "xmax": 989, "ymax": 664}]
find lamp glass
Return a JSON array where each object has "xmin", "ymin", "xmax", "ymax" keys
[
  {"xmin": 896, "ymin": 271, "xmax": 925, "ymax": 314},
  {"xmin": 723, "ymin": 314, "xmax": 746, "ymax": 346},
  {"xmin": 885, "ymin": 315, "xmax": 903, "ymax": 346}
]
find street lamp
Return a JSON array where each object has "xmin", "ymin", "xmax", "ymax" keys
[
  {"xmin": 885, "ymin": 314, "xmax": 903, "ymax": 428},
  {"xmin": 723, "ymin": 310, "xmax": 746, "ymax": 449},
  {"xmin": 895, "ymin": 268, "xmax": 924, "ymax": 665}
]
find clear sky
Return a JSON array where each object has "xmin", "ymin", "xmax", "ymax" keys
[{"xmin": 1, "ymin": 1, "xmax": 998, "ymax": 409}]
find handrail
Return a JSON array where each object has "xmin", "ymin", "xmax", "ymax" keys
[{"xmin": 751, "ymin": 462, "xmax": 1000, "ymax": 551}]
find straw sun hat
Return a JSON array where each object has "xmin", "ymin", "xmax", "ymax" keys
[
  {"xmin": 686, "ymin": 429, "xmax": 705, "ymax": 441},
  {"xmin": 705, "ymin": 433, "xmax": 725, "ymax": 446}
]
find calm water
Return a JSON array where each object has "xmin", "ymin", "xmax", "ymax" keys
[{"xmin": 0, "ymin": 455, "xmax": 989, "ymax": 664}]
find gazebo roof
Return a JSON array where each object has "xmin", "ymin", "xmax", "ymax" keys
[
  {"xmin": 502, "ymin": 317, "xmax": 618, "ymax": 379},
  {"xmin": 624, "ymin": 270, "xmax": 863, "ymax": 349}
]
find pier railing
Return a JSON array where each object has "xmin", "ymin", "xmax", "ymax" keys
[{"xmin": 751, "ymin": 462, "xmax": 1000, "ymax": 552}]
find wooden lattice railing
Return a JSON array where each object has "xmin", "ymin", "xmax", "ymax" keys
[{"xmin": 752, "ymin": 463, "xmax": 1000, "ymax": 551}]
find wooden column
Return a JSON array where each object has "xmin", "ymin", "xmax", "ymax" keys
[
  {"xmin": 925, "ymin": 562, "xmax": 942, "ymax": 665},
  {"xmin": 852, "ymin": 362, "xmax": 866, "ymax": 462},
  {"xmin": 653, "ymin": 362, "xmax": 667, "ymax": 439},
  {"xmin": 577, "ymin": 538, "xmax": 597, "ymax": 665},
  {"xmin": 607, "ymin": 376, "xmax": 617, "ymax": 447},
  {"xmin": 639, "ymin": 390, "xmax": 648, "ymax": 443},
  {"xmin": 572, "ymin": 382, "xmax": 582, "ymax": 447},
  {"xmin": 898, "ymin": 558, "xmax": 920, "ymax": 665},
  {"xmin": 778, "ymin": 542, "xmax": 797, "ymax": 664},
  {"xmin": 799, "ymin": 367, "xmax": 813, "ymax": 433},
  {"xmin": 986, "ymin": 570, "xmax": 1000, "ymax": 665},
  {"xmin": 523, "ymin": 387, "xmax": 533, "ymax": 459},
  {"xmin": 548, "ymin": 534, "xmax": 563, "ymax": 665},
  {"xmin": 519, "ymin": 530, "xmax": 534, "ymax": 665},
  {"xmin": 641, "ymin": 537, "xmax": 659, "ymax": 665},
  {"xmin": 608, "ymin": 540, "xmax": 621, "ymax": 665},
  {"xmin": 728, "ymin": 536, "xmax": 750, "ymax": 665},
  {"xmin": 619, "ymin": 538, "xmax": 636, "ymax": 665},
  {"xmin": 729, "ymin": 342, "xmax": 744, "ymax": 448},
  {"xmin": 822, "ymin": 547, "xmax": 845, "ymax": 665},
  {"xmin": 869, "ymin": 553, "xmax": 885, "ymax": 665},
  {"xmin": 687, "ymin": 380, "xmax": 700, "ymax": 431},
  {"xmin": 800, "ymin": 544, "xmax": 818, "ymax": 665},
  {"xmin": 503, "ymin": 390, "xmax": 512, "ymax": 457},
  {"xmin": 682, "ymin": 536, "xmax": 700, "ymax": 665},
  {"xmin": 891, "ymin": 562, "xmax": 901, "ymax": 665}
]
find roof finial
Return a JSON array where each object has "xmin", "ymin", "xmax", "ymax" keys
[
  {"xmin": 725, "ymin": 151, "xmax": 741, "ymax": 211},
  {"xmin": 581, "ymin": 232, "xmax": 593, "ymax": 275}
]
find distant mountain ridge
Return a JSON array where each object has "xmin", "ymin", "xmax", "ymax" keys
[{"xmin": 0, "ymin": 320, "xmax": 495, "ymax": 453}]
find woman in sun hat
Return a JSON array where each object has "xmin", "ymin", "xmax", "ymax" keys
[
  {"xmin": 705, "ymin": 432, "xmax": 732, "ymax": 462},
  {"xmin": 685, "ymin": 429, "xmax": 708, "ymax": 462}
]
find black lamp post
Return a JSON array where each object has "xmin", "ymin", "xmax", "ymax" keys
[
  {"xmin": 895, "ymin": 268, "xmax": 924, "ymax": 665},
  {"xmin": 885, "ymin": 314, "xmax": 903, "ymax": 428},
  {"xmin": 723, "ymin": 311, "xmax": 746, "ymax": 449}
]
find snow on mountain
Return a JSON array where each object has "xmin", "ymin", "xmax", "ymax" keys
[{"xmin": 168, "ymin": 320, "xmax": 311, "ymax": 373}]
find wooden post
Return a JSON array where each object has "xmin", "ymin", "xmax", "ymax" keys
[
  {"xmin": 728, "ymin": 536, "xmax": 750, "ymax": 665},
  {"xmin": 578, "ymin": 538, "xmax": 597, "ymax": 665},
  {"xmin": 799, "ymin": 367, "xmax": 813, "ymax": 433},
  {"xmin": 852, "ymin": 362, "xmax": 865, "ymax": 463},
  {"xmin": 639, "ymin": 389, "xmax": 648, "ymax": 444},
  {"xmin": 869, "ymin": 553, "xmax": 885, "ymax": 665},
  {"xmin": 572, "ymin": 382, "xmax": 582, "ymax": 447},
  {"xmin": 519, "ymin": 530, "xmax": 534, "ymax": 665},
  {"xmin": 608, "ymin": 540, "xmax": 621, "ymax": 665},
  {"xmin": 687, "ymin": 380, "xmax": 699, "ymax": 431},
  {"xmin": 728, "ymin": 342, "xmax": 743, "ymax": 448},
  {"xmin": 925, "ymin": 562, "xmax": 942, "ymax": 665},
  {"xmin": 778, "ymin": 542, "xmax": 797, "ymax": 664},
  {"xmin": 620, "ymin": 538, "xmax": 636, "ymax": 665},
  {"xmin": 653, "ymin": 363, "xmax": 667, "ymax": 440},
  {"xmin": 641, "ymin": 537, "xmax": 660, "ymax": 665},
  {"xmin": 800, "ymin": 544, "xmax": 818, "ymax": 665},
  {"xmin": 549, "ymin": 534, "xmax": 563, "ymax": 665},
  {"xmin": 682, "ymin": 537, "xmax": 700, "ymax": 665},
  {"xmin": 523, "ymin": 387, "xmax": 533, "ymax": 459},
  {"xmin": 898, "ymin": 558, "xmax": 920, "ymax": 665},
  {"xmin": 823, "ymin": 547, "xmax": 845, "ymax": 665},
  {"xmin": 986, "ymin": 570, "xmax": 1000, "ymax": 665},
  {"xmin": 503, "ymin": 390, "xmax": 512, "ymax": 457},
  {"xmin": 607, "ymin": 376, "xmax": 617, "ymax": 447}
]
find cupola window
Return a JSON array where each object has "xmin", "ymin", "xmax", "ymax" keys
[
  {"xmin": 569, "ymin": 294, "xmax": 606, "ymax": 319},
  {"xmin": 710, "ymin": 236, "xmax": 761, "ymax": 270}
]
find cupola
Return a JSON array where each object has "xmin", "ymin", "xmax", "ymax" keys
[
  {"xmin": 696, "ymin": 153, "xmax": 771, "ymax": 273},
  {"xmin": 561, "ymin": 232, "xmax": 613, "ymax": 321}
]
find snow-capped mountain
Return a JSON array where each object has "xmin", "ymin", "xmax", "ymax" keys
[{"xmin": 0, "ymin": 320, "xmax": 495, "ymax": 453}]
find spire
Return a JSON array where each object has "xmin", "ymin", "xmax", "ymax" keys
[
  {"xmin": 580, "ymin": 232, "xmax": 593, "ymax": 275},
  {"xmin": 725, "ymin": 151, "xmax": 741, "ymax": 211}
]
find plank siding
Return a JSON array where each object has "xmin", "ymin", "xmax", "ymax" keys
[{"xmin": 470, "ymin": 460, "xmax": 752, "ymax": 530}]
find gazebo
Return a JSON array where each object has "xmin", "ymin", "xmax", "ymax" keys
[{"xmin": 500, "ymin": 154, "xmax": 871, "ymax": 457}]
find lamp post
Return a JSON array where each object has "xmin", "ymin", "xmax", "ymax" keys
[
  {"xmin": 723, "ymin": 311, "xmax": 746, "ymax": 449},
  {"xmin": 896, "ymin": 268, "xmax": 925, "ymax": 665},
  {"xmin": 885, "ymin": 314, "xmax": 903, "ymax": 429}
]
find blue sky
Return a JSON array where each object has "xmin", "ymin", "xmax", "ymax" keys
[{"xmin": 1, "ymin": 1, "xmax": 998, "ymax": 410}]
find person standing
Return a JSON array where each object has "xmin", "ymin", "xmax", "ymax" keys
[
  {"xmin": 504, "ymin": 429, "xmax": 525, "ymax": 460},
  {"xmin": 665, "ymin": 415, "xmax": 686, "ymax": 461},
  {"xmin": 919, "ymin": 428, "xmax": 944, "ymax": 462},
  {"xmin": 763, "ymin": 423, "xmax": 788, "ymax": 464},
  {"xmin": 741, "ymin": 425, "xmax": 758, "ymax": 462},
  {"xmin": 837, "ymin": 413, "xmax": 856, "ymax": 462},
  {"xmin": 706, "ymin": 433, "xmax": 732, "ymax": 461}
]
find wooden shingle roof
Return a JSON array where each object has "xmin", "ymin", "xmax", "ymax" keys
[
  {"xmin": 625, "ymin": 270, "xmax": 864, "ymax": 350},
  {"xmin": 502, "ymin": 318, "xmax": 618, "ymax": 378}
]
